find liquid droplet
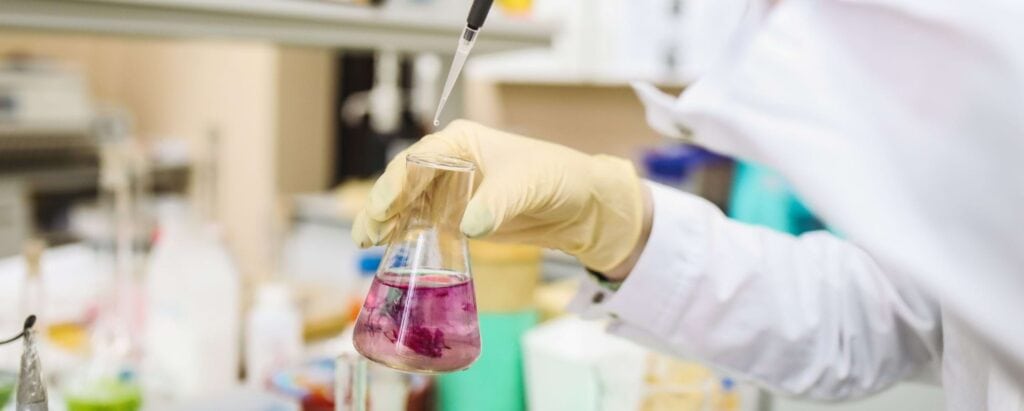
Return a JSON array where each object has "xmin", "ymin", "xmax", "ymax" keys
[{"xmin": 433, "ymin": 119, "xmax": 440, "ymax": 127}]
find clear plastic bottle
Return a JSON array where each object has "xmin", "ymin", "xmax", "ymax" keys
[
  {"xmin": 353, "ymin": 153, "xmax": 480, "ymax": 374},
  {"xmin": 245, "ymin": 283, "xmax": 303, "ymax": 389}
]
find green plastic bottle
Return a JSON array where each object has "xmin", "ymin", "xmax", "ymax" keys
[{"xmin": 0, "ymin": 371, "xmax": 15, "ymax": 408}]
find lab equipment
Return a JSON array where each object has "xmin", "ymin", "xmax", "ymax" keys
[
  {"xmin": 335, "ymin": 353, "xmax": 367, "ymax": 411},
  {"xmin": 0, "ymin": 315, "xmax": 49, "ymax": 411},
  {"xmin": 523, "ymin": 317, "xmax": 646, "ymax": 411},
  {"xmin": 270, "ymin": 358, "xmax": 336, "ymax": 411},
  {"xmin": 63, "ymin": 376, "xmax": 143, "ymax": 411},
  {"xmin": 0, "ymin": 370, "xmax": 13, "ymax": 408},
  {"xmin": 334, "ymin": 351, "xmax": 436, "ymax": 411},
  {"xmin": 143, "ymin": 199, "xmax": 240, "ymax": 400},
  {"xmin": 0, "ymin": 57, "xmax": 93, "ymax": 127},
  {"xmin": 368, "ymin": 51, "xmax": 402, "ymax": 135},
  {"xmin": 246, "ymin": 283, "xmax": 303, "ymax": 389},
  {"xmin": 496, "ymin": 0, "xmax": 532, "ymax": 16},
  {"xmin": 431, "ymin": 0, "xmax": 494, "ymax": 126},
  {"xmin": 438, "ymin": 311, "xmax": 536, "ymax": 411},
  {"xmin": 639, "ymin": 353, "xmax": 715, "ymax": 411},
  {"xmin": 89, "ymin": 127, "xmax": 146, "ymax": 374},
  {"xmin": 728, "ymin": 162, "xmax": 825, "ymax": 235},
  {"xmin": 282, "ymin": 193, "xmax": 366, "ymax": 340},
  {"xmin": 642, "ymin": 145, "xmax": 732, "ymax": 209},
  {"xmin": 345, "ymin": 249, "xmax": 384, "ymax": 323},
  {"xmin": 355, "ymin": 273, "xmax": 478, "ymax": 371},
  {"xmin": 73, "ymin": 137, "xmax": 146, "ymax": 411},
  {"xmin": 714, "ymin": 378, "xmax": 739, "ymax": 411},
  {"xmin": 352, "ymin": 153, "xmax": 480, "ymax": 374},
  {"xmin": 20, "ymin": 240, "xmax": 45, "ymax": 333}
]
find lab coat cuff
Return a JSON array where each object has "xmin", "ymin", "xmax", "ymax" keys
[{"xmin": 569, "ymin": 181, "xmax": 711, "ymax": 336}]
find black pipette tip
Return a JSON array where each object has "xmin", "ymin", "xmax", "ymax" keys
[{"xmin": 24, "ymin": 315, "xmax": 36, "ymax": 331}]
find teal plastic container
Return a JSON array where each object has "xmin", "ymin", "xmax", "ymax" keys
[
  {"xmin": 437, "ymin": 310, "xmax": 538, "ymax": 411},
  {"xmin": 729, "ymin": 162, "xmax": 825, "ymax": 234}
]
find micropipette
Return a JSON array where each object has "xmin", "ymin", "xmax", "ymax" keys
[{"xmin": 432, "ymin": 0, "xmax": 494, "ymax": 127}]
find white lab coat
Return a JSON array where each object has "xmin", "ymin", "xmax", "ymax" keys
[{"xmin": 569, "ymin": 0, "xmax": 1024, "ymax": 408}]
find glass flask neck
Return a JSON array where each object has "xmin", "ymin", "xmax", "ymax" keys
[{"xmin": 380, "ymin": 153, "xmax": 474, "ymax": 276}]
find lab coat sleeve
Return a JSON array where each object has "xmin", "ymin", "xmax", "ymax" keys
[
  {"xmin": 631, "ymin": 0, "xmax": 1024, "ymax": 393},
  {"xmin": 569, "ymin": 182, "xmax": 942, "ymax": 400}
]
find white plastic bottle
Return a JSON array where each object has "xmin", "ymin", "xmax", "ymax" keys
[
  {"xmin": 143, "ymin": 199, "xmax": 241, "ymax": 401},
  {"xmin": 245, "ymin": 283, "xmax": 303, "ymax": 389}
]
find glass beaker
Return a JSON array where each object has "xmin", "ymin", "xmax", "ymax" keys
[{"xmin": 353, "ymin": 153, "xmax": 480, "ymax": 374}]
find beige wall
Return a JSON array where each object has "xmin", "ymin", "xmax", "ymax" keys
[
  {"xmin": 0, "ymin": 30, "xmax": 334, "ymax": 282},
  {"xmin": 464, "ymin": 80, "xmax": 677, "ymax": 160},
  {"xmin": 275, "ymin": 47, "xmax": 334, "ymax": 196}
]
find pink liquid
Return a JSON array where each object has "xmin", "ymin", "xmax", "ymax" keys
[{"xmin": 353, "ymin": 271, "xmax": 481, "ymax": 373}]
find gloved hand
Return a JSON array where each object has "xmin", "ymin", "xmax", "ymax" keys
[{"xmin": 352, "ymin": 120, "xmax": 647, "ymax": 272}]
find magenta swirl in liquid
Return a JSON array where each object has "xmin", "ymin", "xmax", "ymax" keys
[{"xmin": 353, "ymin": 270, "xmax": 481, "ymax": 373}]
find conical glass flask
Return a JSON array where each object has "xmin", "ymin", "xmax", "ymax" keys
[{"xmin": 353, "ymin": 153, "xmax": 480, "ymax": 374}]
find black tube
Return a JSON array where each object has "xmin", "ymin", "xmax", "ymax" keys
[
  {"xmin": 0, "ymin": 315, "xmax": 34, "ymax": 345},
  {"xmin": 466, "ymin": 0, "xmax": 494, "ymax": 30}
]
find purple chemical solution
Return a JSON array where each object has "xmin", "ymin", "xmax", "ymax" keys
[{"xmin": 353, "ymin": 270, "xmax": 481, "ymax": 373}]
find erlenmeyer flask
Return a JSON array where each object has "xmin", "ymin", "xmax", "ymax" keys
[{"xmin": 353, "ymin": 153, "xmax": 480, "ymax": 374}]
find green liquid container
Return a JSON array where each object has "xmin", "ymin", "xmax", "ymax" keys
[
  {"xmin": 64, "ymin": 378, "xmax": 142, "ymax": 411},
  {"xmin": 0, "ymin": 371, "xmax": 15, "ymax": 408}
]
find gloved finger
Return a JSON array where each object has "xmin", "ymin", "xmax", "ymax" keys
[
  {"xmin": 366, "ymin": 135, "xmax": 464, "ymax": 221},
  {"xmin": 368, "ymin": 217, "xmax": 399, "ymax": 245},
  {"xmin": 468, "ymin": 216, "xmax": 566, "ymax": 249},
  {"xmin": 351, "ymin": 211, "xmax": 373, "ymax": 248},
  {"xmin": 460, "ymin": 175, "xmax": 530, "ymax": 238},
  {"xmin": 352, "ymin": 210, "xmax": 401, "ymax": 248},
  {"xmin": 365, "ymin": 155, "xmax": 408, "ymax": 221}
]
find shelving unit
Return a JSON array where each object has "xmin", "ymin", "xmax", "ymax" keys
[{"xmin": 0, "ymin": 0, "xmax": 554, "ymax": 53}]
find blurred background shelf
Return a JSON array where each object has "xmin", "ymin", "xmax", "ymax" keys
[
  {"xmin": 0, "ymin": 124, "xmax": 92, "ymax": 138},
  {"xmin": 0, "ymin": 0, "xmax": 554, "ymax": 53},
  {"xmin": 467, "ymin": 49, "xmax": 694, "ymax": 88}
]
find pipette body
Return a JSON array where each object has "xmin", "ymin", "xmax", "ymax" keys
[
  {"xmin": 433, "ymin": 27, "xmax": 477, "ymax": 126},
  {"xmin": 432, "ymin": 0, "xmax": 495, "ymax": 127}
]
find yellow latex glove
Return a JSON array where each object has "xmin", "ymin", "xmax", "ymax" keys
[{"xmin": 352, "ymin": 120, "xmax": 645, "ymax": 272}]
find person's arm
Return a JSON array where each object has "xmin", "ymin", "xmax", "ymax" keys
[
  {"xmin": 646, "ymin": 0, "xmax": 1024, "ymax": 386},
  {"xmin": 571, "ymin": 182, "xmax": 942, "ymax": 400}
]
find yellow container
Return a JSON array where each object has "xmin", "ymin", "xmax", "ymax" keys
[
  {"xmin": 497, "ymin": 0, "xmax": 533, "ymax": 16},
  {"xmin": 641, "ymin": 354, "xmax": 717, "ymax": 411},
  {"xmin": 469, "ymin": 241, "xmax": 541, "ymax": 313}
]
